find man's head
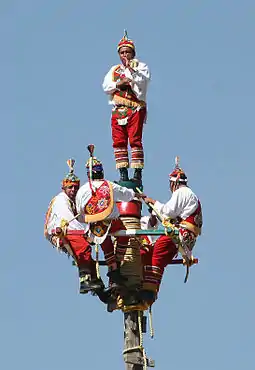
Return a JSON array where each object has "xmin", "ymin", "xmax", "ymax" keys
[
  {"xmin": 86, "ymin": 157, "xmax": 104, "ymax": 180},
  {"xmin": 169, "ymin": 156, "xmax": 188, "ymax": 193},
  {"xmin": 117, "ymin": 30, "xmax": 136, "ymax": 62},
  {"xmin": 62, "ymin": 159, "xmax": 80, "ymax": 201}
]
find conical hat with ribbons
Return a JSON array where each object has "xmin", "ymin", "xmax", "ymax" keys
[
  {"xmin": 62, "ymin": 159, "xmax": 80, "ymax": 187},
  {"xmin": 169, "ymin": 156, "xmax": 188, "ymax": 183}
]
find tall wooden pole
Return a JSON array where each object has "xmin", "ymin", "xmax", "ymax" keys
[
  {"xmin": 115, "ymin": 182, "xmax": 154, "ymax": 369},
  {"xmin": 123, "ymin": 311, "xmax": 155, "ymax": 369},
  {"xmin": 123, "ymin": 311, "xmax": 143, "ymax": 370}
]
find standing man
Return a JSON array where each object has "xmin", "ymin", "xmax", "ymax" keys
[{"xmin": 103, "ymin": 30, "xmax": 150, "ymax": 183}]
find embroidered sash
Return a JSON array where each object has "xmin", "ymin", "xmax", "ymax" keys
[
  {"xmin": 84, "ymin": 181, "xmax": 114, "ymax": 223},
  {"xmin": 180, "ymin": 201, "xmax": 203, "ymax": 236},
  {"xmin": 112, "ymin": 65, "xmax": 146, "ymax": 108},
  {"xmin": 44, "ymin": 197, "xmax": 56, "ymax": 238}
]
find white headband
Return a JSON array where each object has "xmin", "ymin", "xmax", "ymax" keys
[{"xmin": 170, "ymin": 176, "xmax": 187, "ymax": 182}]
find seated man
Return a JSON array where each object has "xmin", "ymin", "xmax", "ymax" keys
[
  {"xmin": 44, "ymin": 159, "xmax": 103, "ymax": 294},
  {"xmin": 143, "ymin": 157, "xmax": 203, "ymax": 298},
  {"xmin": 76, "ymin": 150, "xmax": 143, "ymax": 287}
]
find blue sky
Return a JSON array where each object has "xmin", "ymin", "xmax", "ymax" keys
[{"xmin": 2, "ymin": 0, "xmax": 255, "ymax": 369}]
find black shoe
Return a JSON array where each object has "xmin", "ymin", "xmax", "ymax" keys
[
  {"xmin": 92, "ymin": 287, "xmax": 112, "ymax": 304},
  {"xmin": 132, "ymin": 169, "xmax": 142, "ymax": 183},
  {"xmin": 139, "ymin": 290, "xmax": 156, "ymax": 304},
  {"xmin": 107, "ymin": 269, "xmax": 128, "ymax": 286},
  {"xmin": 79, "ymin": 275, "xmax": 104, "ymax": 294},
  {"xmin": 119, "ymin": 168, "xmax": 129, "ymax": 182}
]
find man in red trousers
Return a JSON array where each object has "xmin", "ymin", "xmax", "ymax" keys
[
  {"xmin": 44, "ymin": 159, "xmax": 103, "ymax": 294},
  {"xmin": 102, "ymin": 30, "xmax": 150, "ymax": 183},
  {"xmin": 76, "ymin": 149, "xmax": 144, "ymax": 291},
  {"xmin": 142, "ymin": 157, "xmax": 203, "ymax": 301}
]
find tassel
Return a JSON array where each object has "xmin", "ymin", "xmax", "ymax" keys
[
  {"xmin": 87, "ymin": 144, "xmax": 95, "ymax": 193},
  {"xmin": 175, "ymin": 156, "xmax": 180, "ymax": 169},
  {"xmin": 87, "ymin": 144, "xmax": 95, "ymax": 157},
  {"xmin": 67, "ymin": 159, "xmax": 75, "ymax": 173}
]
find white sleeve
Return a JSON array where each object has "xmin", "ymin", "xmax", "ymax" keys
[
  {"xmin": 140, "ymin": 215, "xmax": 158, "ymax": 230},
  {"xmin": 75, "ymin": 184, "xmax": 94, "ymax": 218},
  {"xmin": 54, "ymin": 196, "xmax": 74, "ymax": 221},
  {"xmin": 131, "ymin": 62, "xmax": 150, "ymax": 83},
  {"xmin": 154, "ymin": 191, "xmax": 180, "ymax": 219},
  {"xmin": 75, "ymin": 189, "xmax": 82, "ymax": 214},
  {"xmin": 111, "ymin": 182, "xmax": 135, "ymax": 202},
  {"xmin": 75, "ymin": 186, "xmax": 86, "ymax": 214},
  {"xmin": 54, "ymin": 196, "xmax": 83, "ymax": 229},
  {"xmin": 102, "ymin": 66, "xmax": 118, "ymax": 95},
  {"xmin": 126, "ymin": 62, "xmax": 150, "ymax": 89}
]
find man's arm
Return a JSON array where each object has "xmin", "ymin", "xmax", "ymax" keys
[
  {"xmin": 75, "ymin": 185, "xmax": 90, "ymax": 215},
  {"xmin": 103, "ymin": 65, "xmax": 132, "ymax": 94},
  {"xmin": 111, "ymin": 182, "xmax": 136, "ymax": 202},
  {"xmin": 58, "ymin": 196, "xmax": 85, "ymax": 229},
  {"xmin": 102, "ymin": 66, "xmax": 119, "ymax": 95},
  {"xmin": 141, "ymin": 215, "xmax": 158, "ymax": 230},
  {"xmin": 144, "ymin": 191, "xmax": 179, "ymax": 220},
  {"xmin": 125, "ymin": 62, "xmax": 150, "ymax": 88}
]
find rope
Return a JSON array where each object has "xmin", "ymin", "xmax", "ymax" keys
[
  {"xmin": 56, "ymin": 237, "xmax": 61, "ymax": 252},
  {"xmin": 148, "ymin": 306, "xmax": 154, "ymax": 339},
  {"xmin": 122, "ymin": 346, "xmax": 142, "ymax": 354},
  {"xmin": 95, "ymin": 244, "xmax": 101, "ymax": 279},
  {"xmin": 138, "ymin": 310, "xmax": 147, "ymax": 370},
  {"xmin": 118, "ymin": 216, "xmax": 143, "ymax": 288}
]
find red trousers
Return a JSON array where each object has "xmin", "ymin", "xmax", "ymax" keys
[
  {"xmin": 111, "ymin": 108, "xmax": 146, "ymax": 169},
  {"xmin": 65, "ymin": 233, "xmax": 116, "ymax": 276},
  {"xmin": 140, "ymin": 235, "xmax": 178, "ymax": 292},
  {"xmin": 65, "ymin": 234, "xmax": 97, "ymax": 276},
  {"xmin": 65, "ymin": 220, "xmax": 126, "ymax": 273}
]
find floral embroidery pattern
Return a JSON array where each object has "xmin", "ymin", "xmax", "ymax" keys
[
  {"xmin": 194, "ymin": 212, "xmax": 203, "ymax": 228},
  {"xmin": 179, "ymin": 228, "xmax": 196, "ymax": 253},
  {"xmin": 85, "ymin": 181, "xmax": 111, "ymax": 215}
]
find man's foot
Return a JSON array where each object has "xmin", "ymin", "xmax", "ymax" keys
[
  {"xmin": 139, "ymin": 289, "xmax": 157, "ymax": 304},
  {"xmin": 119, "ymin": 168, "xmax": 129, "ymax": 182},
  {"xmin": 131, "ymin": 169, "xmax": 142, "ymax": 184},
  {"xmin": 79, "ymin": 275, "xmax": 104, "ymax": 294},
  {"xmin": 107, "ymin": 269, "xmax": 128, "ymax": 286},
  {"xmin": 92, "ymin": 287, "xmax": 112, "ymax": 304}
]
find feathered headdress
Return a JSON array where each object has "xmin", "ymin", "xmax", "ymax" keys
[
  {"xmin": 117, "ymin": 30, "xmax": 135, "ymax": 52},
  {"xmin": 169, "ymin": 156, "xmax": 188, "ymax": 183},
  {"xmin": 86, "ymin": 145, "xmax": 104, "ymax": 192},
  {"xmin": 62, "ymin": 159, "xmax": 80, "ymax": 187}
]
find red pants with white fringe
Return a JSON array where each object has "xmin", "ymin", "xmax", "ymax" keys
[
  {"xmin": 140, "ymin": 235, "xmax": 178, "ymax": 293},
  {"xmin": 111, "ymin": 107, "xmax": 146, "ymax": 169}
]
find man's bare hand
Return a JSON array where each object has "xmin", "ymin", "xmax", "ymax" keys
[
  {"xmin": 149, "ymin": 214, "xmax": 158, "ymax": 227},
  {"xmin": 144, "ymin": 197, "xmax": 156, "ymax": 205},
  {"xmin": 134, "ymin": 191, "xmax": 146, "ymax": 199},
  {"xmin": 121, "ymin": 57, "xmax": 130, "ymax": 67},
  {"xmin": 116, "ymin": 77, "xmax": 132, "ymax": 89},
  {"xmin": 122, "ymin": 57, "xmax": 137, "ymax": 72}
]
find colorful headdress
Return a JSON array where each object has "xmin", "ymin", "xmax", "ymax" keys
[
  {"xmin": 62, "ymin": 159, "xmax": 80, "ymax": 188},
  {"xmin": 86, "ymin": 145, "xmax": 104, "ymax": 177},
  {"xmin": 117, "ymin": 30, "xmax": 135, "ymax": 52},
  {"xmin": 169, "ymin": 156, "xmax": 188, "ymax": 183},
  {"xmin": 86, "ymin": 157, "xmax": 103, "ymax": 174}
]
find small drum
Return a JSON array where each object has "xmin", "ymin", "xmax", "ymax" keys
[{"xmin": 116, "ymin": 200, "xmax": 142, "ymax": 218}]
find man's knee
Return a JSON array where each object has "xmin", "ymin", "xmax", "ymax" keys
[{"xmin": 155, "ymin": 235, "xmax": 173, "ymax": 246}]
